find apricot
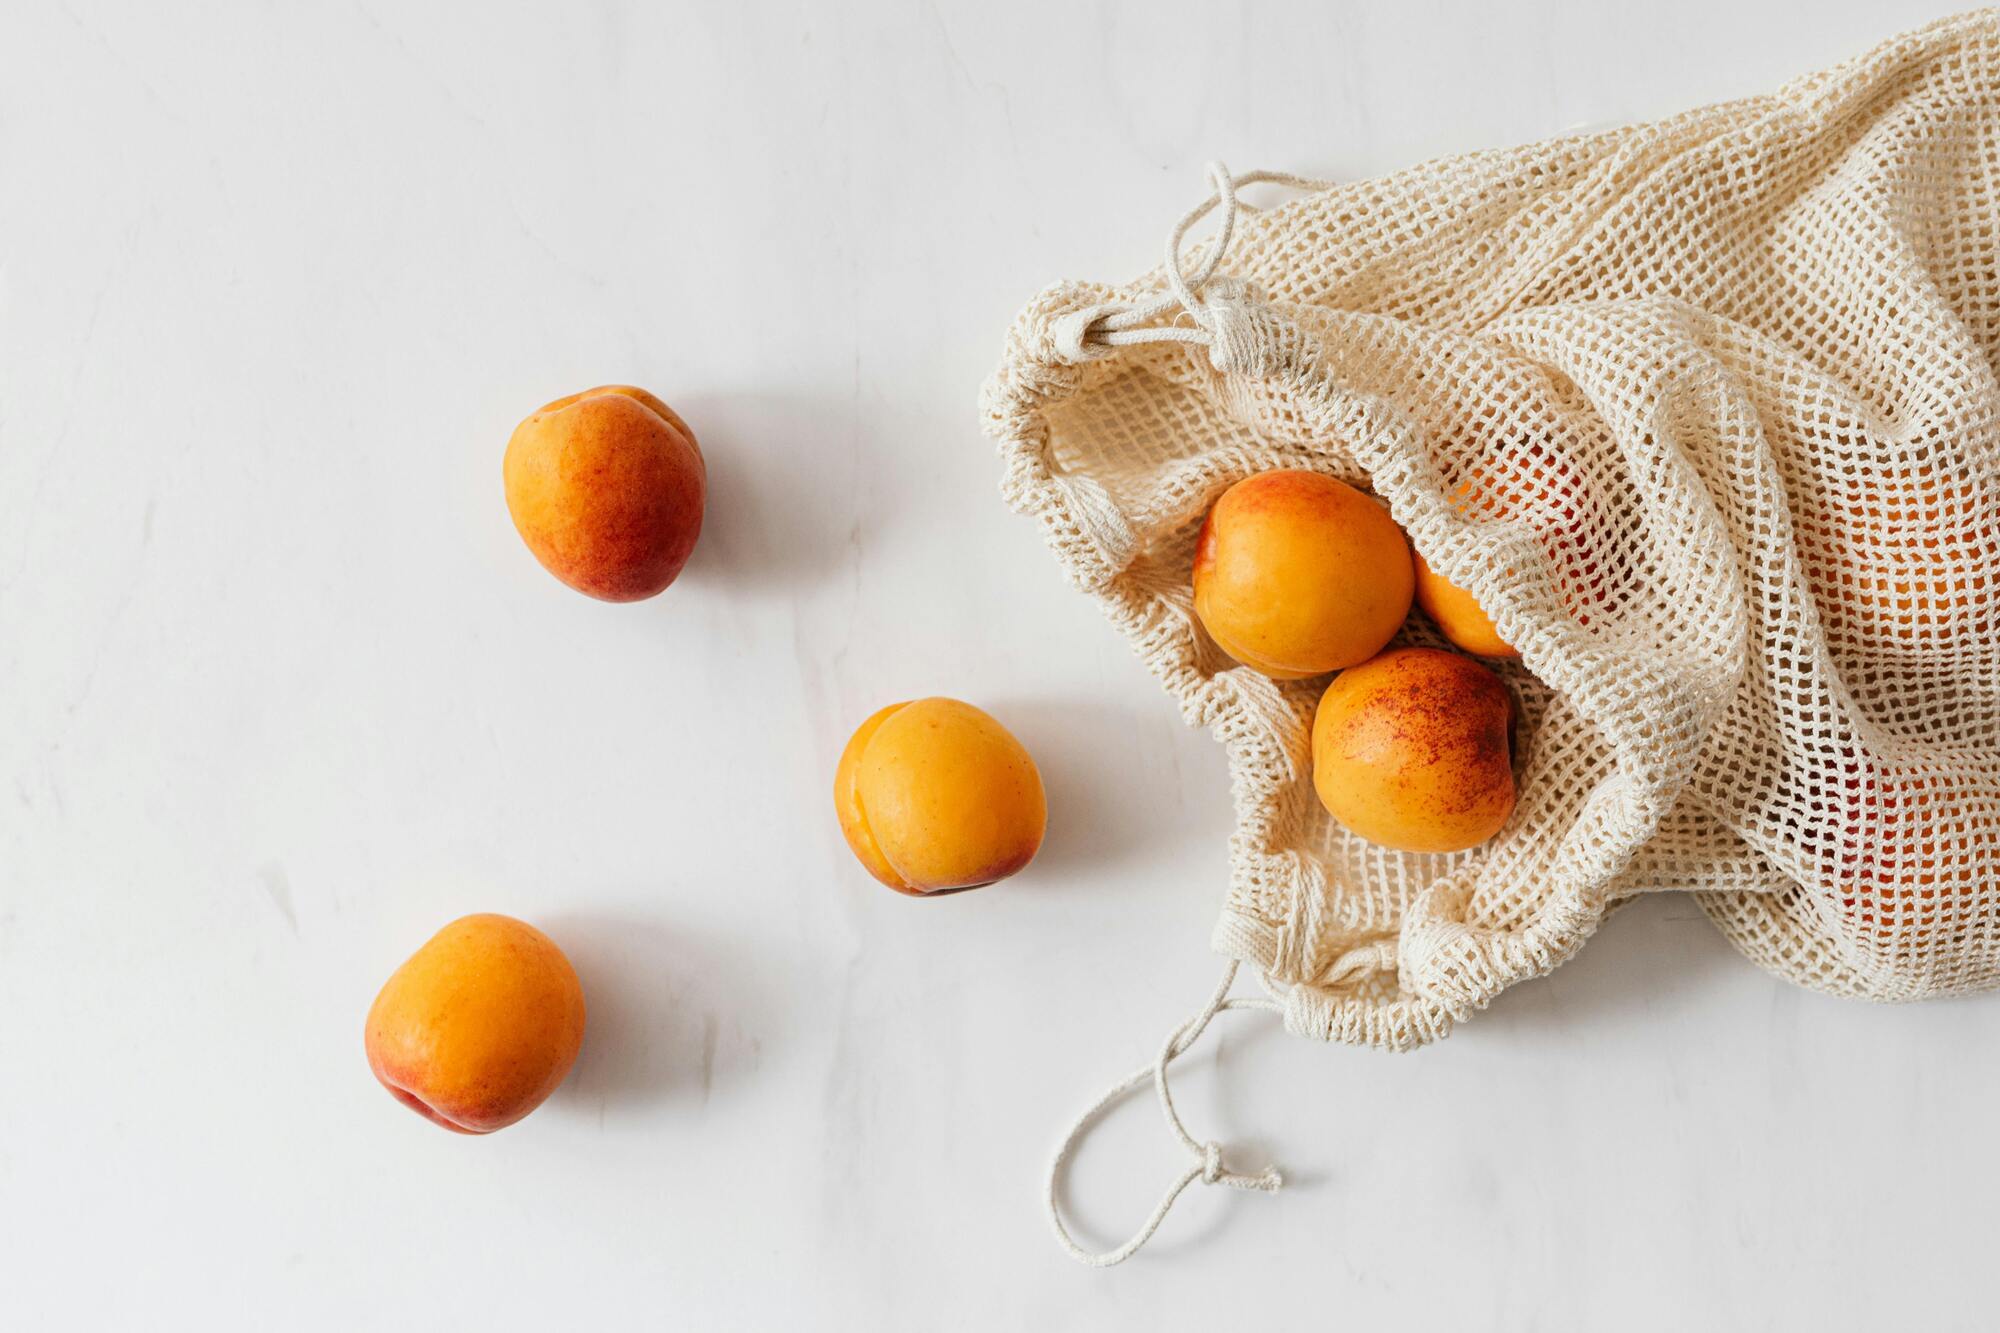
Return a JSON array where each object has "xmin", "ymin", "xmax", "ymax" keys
[
  {"xmin": 1408, "ymin": 450, "xmax": 1606, "ymax": 659},
  {"xmin": 1311, "ymin": 647, "xmax": 1517, "ymax": 853},
  {"xmin": 503, "ymin": 384, "xmax": 705, "ymax": 601},
  {"xmin": 1831, "ymin": 767, "xmax": 1976, "ymax": 944},
  {"xmin": 1414, "ymin": 550, "xmax": 1518, "ymax": 659},
  {"xmin": 1813, "ymin": 497, "xmax": 1991, "ymax": 640},
  {"xmin": 1192, "ymin": 469, "xmax": 1414, "ymax": 679},
  {"xmin": 1443, "ymin": 447, "xmax": 1613, "ymax": 633},
  {"xmin": 834, "ymin": 698, "xmax": 1046, "ymax": 895},
  {"xmin": 365, "ymin": 913, "xmax": 586, "ymax": 1134}
]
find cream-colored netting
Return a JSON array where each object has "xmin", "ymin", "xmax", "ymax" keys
[{"xmin": 983, "ymin": 10, "xmax": 2000, "ymax": 1056}]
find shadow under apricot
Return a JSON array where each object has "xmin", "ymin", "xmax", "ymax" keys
[
  {"xmin": 667, "ymin": 390, "xmax": 892, "ymax": 599},
  {"xmin": 540, "ymin": 912, "xmax": 777, "ymax": 1120},
  {"xmin": 987, "ymin": 694, "xmax": 1230, "ymax": 888}
]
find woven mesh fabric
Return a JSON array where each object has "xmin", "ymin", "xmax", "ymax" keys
[{"xmin": 982, "ymin": 11, "xmax": 2000, "ymax": 1051}]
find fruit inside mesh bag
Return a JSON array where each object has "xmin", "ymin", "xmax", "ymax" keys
[{"xmin": 984, "ymin": 11, "xmax": 2000, "ymax": 1266}]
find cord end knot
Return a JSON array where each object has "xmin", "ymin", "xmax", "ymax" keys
[
  {"xmin": 1046, "ymin": 960, "xmax": 1292, "ymax": 1266},
  {"xmin": 1202, "ymin": 1141, "xmax": 1285, "ymax": 1193}
]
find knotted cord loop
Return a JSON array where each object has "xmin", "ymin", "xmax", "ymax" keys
[
  {"xmin": 1046, "ymin": 960, "xmax": 1285, "ymax": 1267},
  {"xmin": 1053, "ymin": 162, "xmax": 1331, "ymax": 360}
]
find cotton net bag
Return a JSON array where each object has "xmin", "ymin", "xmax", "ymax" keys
[{"xmin": 984, "ymin": 10, "xmax": 2000, "ymax": 1265}]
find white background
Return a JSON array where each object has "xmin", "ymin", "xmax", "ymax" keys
[{"xmin": 3, "ymin": 2, "xmax": 1992, "ymax": 1329}]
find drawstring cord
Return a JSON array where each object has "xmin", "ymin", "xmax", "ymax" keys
[
  {"xmin": 1046, "ymin": 960, "xmax": 1286, "ymax": 1267},
  {"xmin": 1044, "ymin": 163, "xmax": 1337, "ymax": 1264},
  {"xmin": 1056, "ymin": 162, "xmax": 1332, "ymax": 357}
]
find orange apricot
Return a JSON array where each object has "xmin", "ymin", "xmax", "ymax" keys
[
  {"xmin": 1414, "ymin": 550, "xmax": 1518, "ymax": 659},
  {"xmin": 365, "ymin": 914, "xmax": 586, "ymax": 1134},
  {"xmin": 1192, "ymin": 469, "xmax": 1414, "ymax": 679},
  {"xmin": 1311, "ymin": 647, "xmax": 1517, "ymax": 853},
  {"xmin": 834, "ymin": 698, "xmax": 1046, "ymax": 895},
  {"xmin": 1829, "ymin": 762, "xmax": 1981, "ymax": 946},
  {"xmin": 503, "ymin": 385, "xmax": 706, "ymax": 602}
]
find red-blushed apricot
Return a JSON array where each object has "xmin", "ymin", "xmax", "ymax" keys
[
  {"xmin": 1311, "ymin": 647, "xmax": 1517, "ymax": 853},
  {"xmin": 365, "ymin": 914, "xmax": 586, "ymax": 1134},
  {"xmin": 834, "ymin": 698, "xmax": 1046, "ymax": 895},
  {"xmin": 1829, "ymin": 761, "xmax": 1980, "ymax": 946},
  {"xmin": 503, "ymin": 385, "xmax": 705, "ymax": 601},
  {"xmin": 1192, "ymin": 470, "xmax": 1413, "ymax": 679},
  {"xmin": 1439, "ymin": 446, "xmax": 1614, "ymax": 636}
]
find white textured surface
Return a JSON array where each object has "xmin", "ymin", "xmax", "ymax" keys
[{"xmin": 2, "ymin": 3, "xmax": 1991, "ymax": 1329}]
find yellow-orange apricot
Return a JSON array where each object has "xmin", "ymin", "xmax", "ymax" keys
[
  {"xmin": 1810, "ymin": 490, "xmax": 1993, "ymax": 641},
  {"xmin": 1192, "ymin": 470, "xmax": 1414, "ymax": 679},
  {"xmin": 365, "ymin": 914, "xmax": 586, "ymax": 1134},
  {"xmin": 504, "ymin": 385, "xmax": 706, "ymax": 602},
  {"xmin": 1414, "ymin": 550, "xmax": 1518, "ymax": 659},
  {"xmin": 1311, "ymin": 647, "xmax": 1516, "ymax": 853},
  {"xmin": 834, "ymin": 698, "xmax": 1046, "ymax": 895}
]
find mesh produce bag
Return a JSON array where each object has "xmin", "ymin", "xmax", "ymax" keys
[{"xmin": 983, "ymin": 11, "xmax": 2000, "ymax": 1261}]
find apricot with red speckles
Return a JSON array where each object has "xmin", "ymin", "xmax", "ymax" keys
[{"xmin": 1311, "ymin": 647, "xmax": 1516, "ymax": 853}]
